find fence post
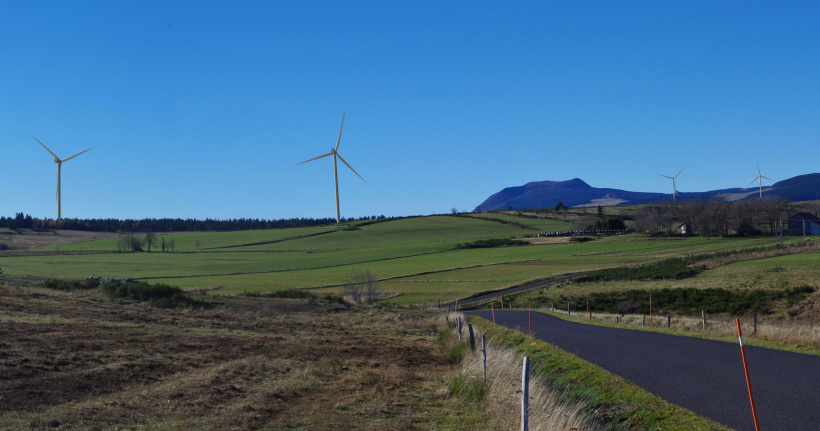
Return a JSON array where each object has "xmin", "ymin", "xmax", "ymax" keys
[
  {"xmin": 642, "ymin": 316, "xmax": 646, "ymax": 326},
  {"xmin": 552, "ymin": 301, "xmax": 555, "ymax": 311},
  {"xmin": 586, "ymin": 299, "xmax": 590, "ymax": 321},
  {"xmin": 468, "ymin": 324, "xmax": 475, "ymax": 352},
  {"xmin": 616, "ymin": 316, "xmax": 620, "ymax": 324},
  {"xmin": 446, "ymin": 315, "xmax": 450, "ymax": 326},
  {"xmin": 482, "ymin": 334, "xmax": 487, "ymax": 381},
  {"xmin": 753, "ymin": 309, "xmax": 758, "ymax": 336},
  {"xmin": 567, "ymin": 302, "xmax": 570, "ymax": 316},
  {"xmin": 702, "ymin": 310, "xmax": 706, "ymax": 331},
  {"xmin": 521, "ymin": 356, "xmax": 530, "ymax": 431},
  {"xmin": 649, "ymin": 294, "xmax": 653, "ymax": 328},
  {"xmin": 501, "ymin": 294, "xmax": 504, "ymax": 309},
  {"xmin": 438, "ymin": 299, "xmax": 441, "ymax": 310},
  {"xmin": 457, "ymin": 317, "xmax": 462, "ymax": 341},
  {"xmin": 667, "ymin": 315, "xmax": 671, "ymax": 328}
]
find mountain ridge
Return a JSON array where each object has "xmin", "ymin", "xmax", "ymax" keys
[{"xmin": 475, "ymin": 173, "xmax": 820, "ymax": 212}]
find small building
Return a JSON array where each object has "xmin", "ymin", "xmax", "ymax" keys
[
  {"xmin": 788, "ymin": 213, "xmax": 820, "ymax": 235},
  {"xmin": 676, "ymin": 222, "xmax": 692, "ymax": 235}
]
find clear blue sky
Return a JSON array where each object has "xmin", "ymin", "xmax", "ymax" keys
[{"xmin": 3, "ymin": 1, "xmax": 820, "ymax": 220}]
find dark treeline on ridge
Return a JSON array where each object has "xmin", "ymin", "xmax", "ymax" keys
[{"xmin": 0, "ymin": 213, "xmax": 388, "ymax": 232}]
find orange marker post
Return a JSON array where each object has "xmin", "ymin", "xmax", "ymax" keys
[
  {"xmin": 649, "ymin": 294, "xmax": 653, "ymax": 328},
  {"xmin": 736, "ymin": 318, "xmax": 761, "ymax": 431},
  {"xmin": 491, "ymin": 301, "xmax": 496, "ymax": 325},
  {"xmin": 528, "ymin": 302, "xmax": 532, "ymax": 336}
]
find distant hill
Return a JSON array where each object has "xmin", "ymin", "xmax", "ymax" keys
[{"xmin": 475, "ymin": 174, "xmax": 820, "ymax": 211}]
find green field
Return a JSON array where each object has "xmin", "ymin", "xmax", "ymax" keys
[{"xmin": 1, "ymin": 214, "xmax": 814, "ymax": 305}]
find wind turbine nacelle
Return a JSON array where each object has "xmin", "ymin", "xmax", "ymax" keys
[{"xmin": 54, "ymin": 158, "xmax": 61, "ymax": 164}]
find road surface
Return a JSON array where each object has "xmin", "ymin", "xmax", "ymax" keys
[{"xmin": 466, "ymin": 310, "xmax": 820, "ymax": 431}]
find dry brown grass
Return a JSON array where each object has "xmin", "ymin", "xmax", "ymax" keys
[
  {"xmin": 0, "ymin": 228, "xmax": 119, "ymax": 250},
  {"xmin": 0, "ymin": 284, "xmax": 488, "ymax": 430},
  {"xmin": 570, "ymin": 308, "xmax": 820, "ymax": 351},
  {"xmin": 446, "ymin": 313, "xmax": 603, "ymax": 430}
]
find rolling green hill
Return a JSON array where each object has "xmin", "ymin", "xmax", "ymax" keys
[{"xmin": 1, "ymin": 213, "xmax": 812, "ymax": 305}]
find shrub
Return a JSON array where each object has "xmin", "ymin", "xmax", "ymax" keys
[
  {"xmin": 243, "ymin": 289, "xmax": 316, "ymax": 299},
  {"xmin": 576, "ymin": 257, "xmax": 703, "ymax": 282},
  {"xmin": 455, "ymin": 238, "xmax": 526, "ymax": 249},
  {"xmin": 450, "ymin": 373, "xmax": 490, "ymax": 404},
  {"xmin": 444, "ymin": 342, "xmax": 471, "ymax": 365},
  {"xmin": 102, "ymin": 282, "xmax": 207, "ymax": 309},
  {"xmin": 43, "ymin": 278, "xmax": 100, "ymax": 291},
  {"xmin": 565, "ymin": 286, "xmax": 817, "ymax": 315}
]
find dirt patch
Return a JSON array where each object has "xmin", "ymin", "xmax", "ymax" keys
[
  {"xmin": 0, "ymin": 229, "xmax": 119, "ymax": 251},
  {"xmin": 522, "ymin": 237, "xmax": 574, "ymax": 245},
  {"xmin": 0, "ymin": 283, "xmax": 468, "ymax": 430}
]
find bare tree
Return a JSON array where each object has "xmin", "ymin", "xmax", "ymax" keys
[
  {"xmin": 117, "ymin": 231, "xmax": 143, "ymax": 252},
  {"xmin": 144, "ymin": 232, "xmax": 157, "ymax": 252},
  {"xmin": 344, "ymin": 270, "xmax": 380, "ymax": 304}
]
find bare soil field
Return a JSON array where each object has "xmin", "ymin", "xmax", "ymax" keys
[
  {"xmin": 0, "ymin": 229, "xmax": 119, "ymax": 251},
  {"xmin": 0, "ymin": 281, "xmax": 475, "ymax": 430}
]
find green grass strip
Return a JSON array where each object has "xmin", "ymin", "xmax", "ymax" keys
[{"xmin": 470, "ymin": 317, "xmax": 731, "ymax": 430}]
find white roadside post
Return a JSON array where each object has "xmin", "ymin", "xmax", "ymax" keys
[{"xmin": 521, "ymin": 356, "xmax": 530, "ymax": 431}]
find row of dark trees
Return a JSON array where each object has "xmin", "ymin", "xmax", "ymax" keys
[
  {"xmin": 632, "ymin": 197, "xmax": 796, "ymax": 237},
  {"xmin": 0, "ymin": 214, "xmax": 390, "ymax": 233}
]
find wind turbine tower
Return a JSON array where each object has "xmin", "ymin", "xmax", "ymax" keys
[
  {"xmin": 298, "ymin": 113, "xmax": 366, "ymax": 223},
  {"xmin": 749, "ymin": 162, "xmax": 773, "ymax": 198},
  {"xmin": 658, "ymin": 169, "xmax": 684, "ymax": 201},
  {"xmin": 34, "ymin": 137, "xmax": 95, "ymax": 221}
]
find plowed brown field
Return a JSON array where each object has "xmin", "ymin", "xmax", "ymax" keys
[{"xmin": 0, "ymin": 283, "xmax": 468, "ymax": 430}]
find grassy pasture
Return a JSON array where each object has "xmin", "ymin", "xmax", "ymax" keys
[
  {"xmin": 528, "ymin": 248, "xmax": 820, "ymax": 306},
  {"xmin": 1, "ymin": 212, "xmax": 810, "ymax": 305},
  {"xmin": 37, "ymin": 225, "xmax": 336, "ymax": 252},
  {"xmin": 459, "ymin": 212, "xmax": 575, "ymax": 231}
]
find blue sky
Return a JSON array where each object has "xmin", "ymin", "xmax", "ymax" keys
[{"xmin": 3, "ymin": 1, "xmax": 820, "ymax": 220}]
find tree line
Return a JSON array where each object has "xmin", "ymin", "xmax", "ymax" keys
[
  {"xmin": 631, "ymin": 197, "xmax": 797, "ymax": 237},
  {"xmin": 0, "ymin": 213, "xmax": 389, "ymax": 233}
]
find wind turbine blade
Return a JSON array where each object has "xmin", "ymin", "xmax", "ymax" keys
[
  {"xmin": 674, "ymin": 168, "xmax": 684, "ymax": 178},
  {"xmin": 749, "ymin": 176, "xmax": 760, "ymax": 186},
  {"xmin": 33, "ymin": 137, "xmax": 59, "ymax": 160},
  {"xmin": 297, "ymin": 152, "xmax": 333, "ymax": 165},
  {"xmin": 757, "ymin": 162, "xmax": 762, "ymax": 176},
  {"xmin": 761, "ymin": 176, "xmax": 774, "ymax": 181},
  {"xmin": 658, "ymin": 174, "xmax": 672, "ymax": 179},
  {"xmin": 335, "ymin": 112, "xmax": 345, "ymax": 151},
  {"xmin": 62, "ymin": 147, "xmax": 95, "ymax": 162},
  {"xmin": 335, "ymin": 152, "xmax": 366, "ymax": 183}
]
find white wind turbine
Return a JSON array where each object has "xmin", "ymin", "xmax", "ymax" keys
[
  {"xmin": 749, "ymin": 162, "xmax": 773, "ymax": 198},
  {"xmin": 658, "ymin": 169, "xmax": 684, "ymax": 201},
  {"xmin": 298, "ymin": 112, "xmax": 366, "ymax": 223},
  {"xmin": 34, "ymin": 137, "xmax": 95, "ymax": 221}
]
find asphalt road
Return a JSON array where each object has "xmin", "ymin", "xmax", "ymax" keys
[
  {"xmin": 450, "ymin": 272, "xmax": 592, "ymax": 307},
  {"xmin": 466, "ymin": 310, "xmax": 820, "ymax": 431}
]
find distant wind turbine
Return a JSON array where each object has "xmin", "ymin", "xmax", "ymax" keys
[
  {"xmin": 749, "ymin": 162, "xmax": 773, "ymax": 198},
  {"xmin": 298, "ymin": 112, "xmax": 366, "ymax": 223},
  {"xmin": 658, "ymin": 169, "xmax": 684, "ymax": 201},
  {"xmin": 34, "ymin": 137, "xmax": 95, "ymax": 221}
]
